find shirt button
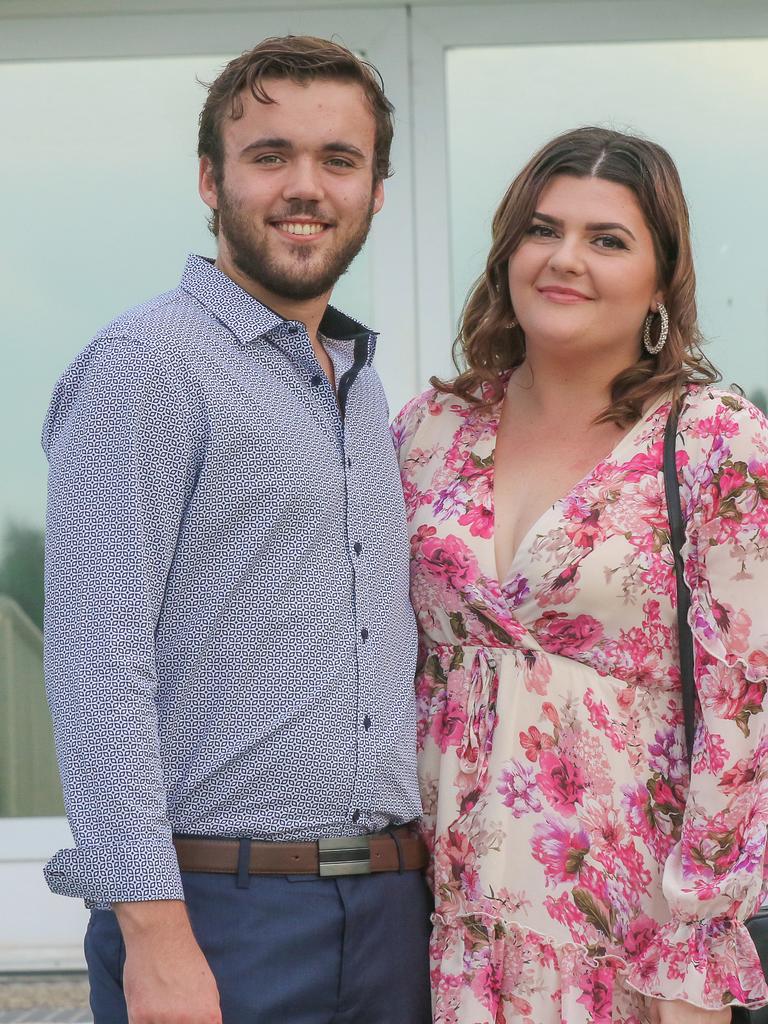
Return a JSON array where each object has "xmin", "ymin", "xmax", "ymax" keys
[
  {"xmin": 310, "ymin": 374, "xmax": 323, "ymax": 387},
  {"xmin": 363, "ymin": 715, "xmax": 371, "ymax": 731},
  {"xmin": 346, "ymin": 456, "xmax": 352, "ymax": 469},
  {"xmin": 354, "ymin": 542, "xmax": 362, "ymax": 555},
  {"xmin": 287, "ymin": 324, "xmax": 299, "ymax": 335},
  {"xmin": 351, "ymin": 809, "xmax": 360, "ymax": 823},
  {"xmin": 360, "ymin": 628, "xmax": 369, "ymax": 641}
]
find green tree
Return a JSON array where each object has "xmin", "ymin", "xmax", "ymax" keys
[{"xmin": 0, "ymin": 521, "xmax": 45, "ymax": 630}]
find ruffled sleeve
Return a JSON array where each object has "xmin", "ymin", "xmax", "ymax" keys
[{"xmin": 626, "ymin": 390, "xmax": 768, "ymax": 1010}]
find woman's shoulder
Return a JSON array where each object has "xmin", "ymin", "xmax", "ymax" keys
[
  {"xmin": 679, "ymin": 384, "xmax": 768, "ymax": 455},
  {"xmin": 393, "ymin": 385, "xmax": 455, "ymax": 426},
  {"xmin": 391, "ymin": 384, "xmax": 475, "ymax": 453},
  {"xmin": 678, "ymin": 383, "xmax": 768, "ymax": 425},
  {"xmin": 675, "ymin": 385, "xmax": 768, "ymax": 527}
]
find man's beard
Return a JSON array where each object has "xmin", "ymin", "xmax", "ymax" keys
[{"xmin": 217, "ymin": 187, "xmax": 375, "ymax": 302}]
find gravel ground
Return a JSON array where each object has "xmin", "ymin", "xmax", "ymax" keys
[
  {"xmin": 0, "ymin": 974, "xmax": 90, "ymax": 1020},
  {"xmin": 0, "ymin": 1014, "xmax": 91, "ymax": 1024}
]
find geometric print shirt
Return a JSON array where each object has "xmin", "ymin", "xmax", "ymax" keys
[{"xmin": 41, "ymin": 254, "xmax": 421, "ymax": 907}]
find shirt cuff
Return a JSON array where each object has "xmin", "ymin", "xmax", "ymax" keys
[
  {"xmin": 44, "ymin": 839, "xmax": 184, "ymax": 908},
  {"xmin": 624, "ymin": 916, "xmax": 768, "ymax": 1010}
]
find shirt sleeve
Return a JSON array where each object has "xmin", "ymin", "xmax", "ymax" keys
[
  {"xmin": 42, "ymin": 333, "xmax": 207, "ymax": 906},
  {"xmin": 626, "ymin": 392, "xmax": 768, "ymax": 1010}
]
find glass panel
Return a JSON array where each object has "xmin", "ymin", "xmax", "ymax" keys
[
  {"xmin": 446, "ymin": 39, "xmax": 768, "ymax": 406},
  {"xmin": 0, "ymin": 55, "xmax": 374, "ymax": 818}
]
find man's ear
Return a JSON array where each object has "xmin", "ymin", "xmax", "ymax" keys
[
  {"xmin": 372, "ymin": 178, "xmax": 385, "ymax": 216},
  {"xmin": 198, "ymin": 157, "xmax": 219, "ymax": 212}
]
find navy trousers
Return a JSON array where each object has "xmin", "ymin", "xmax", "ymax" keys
[{"xmin": 85, "ymin": 868, "xmax": 432, "ymax": 1023}]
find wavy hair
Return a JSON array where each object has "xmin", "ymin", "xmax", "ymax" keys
[{"xmin": 433, "ymin": 127, "xmax": 720, "ymax": 424}]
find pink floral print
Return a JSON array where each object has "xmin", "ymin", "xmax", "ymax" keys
[{"xmin": 394, "ymin": 384, "xmax": 768, "ymax": 1023}]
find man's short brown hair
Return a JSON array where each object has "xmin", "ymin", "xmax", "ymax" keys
[{"xmin": 198, "ymin": 35, "xmax": 395, "ymax": 235}]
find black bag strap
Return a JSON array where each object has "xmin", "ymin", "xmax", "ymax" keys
[{"xmin": 663, "ymin": 400, "xmax": 696, "ymax": 766}]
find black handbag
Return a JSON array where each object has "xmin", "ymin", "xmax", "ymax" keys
[{"xmin": 663, "ymin": 402, "xmax": 768, "ymax": 1023}]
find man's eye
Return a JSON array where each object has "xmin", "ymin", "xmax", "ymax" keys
[
  {"xmin": 255, "ymin": 154, "xmax": 284, "ymax": 165},
  {"xmin": 326, "ymin": 158, "xmax": 354, "ymax": 168}
]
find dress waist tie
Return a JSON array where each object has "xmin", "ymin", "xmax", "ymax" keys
[{"xmin": 457, "ymin": 648, "xmax": 500, "ymax": 804}]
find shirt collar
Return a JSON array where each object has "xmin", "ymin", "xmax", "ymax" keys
[{"xmin": 179, "ymin": 254, "xmax": 377, "ymax": 362}]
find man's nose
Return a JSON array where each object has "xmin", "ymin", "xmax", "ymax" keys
[{"xmin": 282, "ymin": 158, "xmax": 325, "ymax": 202}]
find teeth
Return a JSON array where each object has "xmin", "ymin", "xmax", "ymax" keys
[{"xmin": 276, "ymin": 222, "xmax": 325, "ymax": 236}]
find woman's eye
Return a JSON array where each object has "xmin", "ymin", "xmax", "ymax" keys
[
  {"xmin": 527, "ymin": 224, "xmax": 555, "ymax": 238},
  {"xmin": 594, "ymin": 234, "xmax": 627, "ymax": 250}
]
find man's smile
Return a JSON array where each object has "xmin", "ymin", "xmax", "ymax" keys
[{"xmin": 271, "ymin": 219, "xmax": 332, "ymax": 240}]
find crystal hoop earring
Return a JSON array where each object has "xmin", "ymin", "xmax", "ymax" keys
[{"xmin": 643, "ymin": 304, "xmax": 669, "ymax": 355}]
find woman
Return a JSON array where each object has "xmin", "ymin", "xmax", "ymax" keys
[{"xmin": 394, "ymin": 127, "xmax": 768, "ymax": 1023}]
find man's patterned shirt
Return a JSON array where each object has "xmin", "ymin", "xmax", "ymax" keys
[{"xmin": 42, "ymin": 254, "xmax": 420, "ymax": 906}]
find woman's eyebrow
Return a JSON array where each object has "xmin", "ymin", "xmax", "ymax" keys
[
  {"xmin": 585, "ymin": 221, "xmax": 637, "ymax": 241},
  {"xmin": 532, "ymin": 211, "xmax": 562, "ymax": 226},
  {"xmin": 532, "ymin": 211, "xmax": 636, "ymax": 241}
]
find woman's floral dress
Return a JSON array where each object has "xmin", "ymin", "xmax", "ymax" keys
[{"xmin": 393, "ymin": 382, "xmax": 768, "ymax": 1023}]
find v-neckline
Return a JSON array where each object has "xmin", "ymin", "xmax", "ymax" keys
[{"xmin": 490, "ymin": 391, "xmax": 669, "ymax": 586}]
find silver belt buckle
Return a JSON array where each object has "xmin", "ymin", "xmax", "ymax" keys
[{"xmin": 318, "ymin": 835, "xmax": 371, "ymax": 877}]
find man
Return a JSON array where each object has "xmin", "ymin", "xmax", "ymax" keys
[{"xmin": 43, "ymin": 36, "xmax": 430, "ymax": 1024}]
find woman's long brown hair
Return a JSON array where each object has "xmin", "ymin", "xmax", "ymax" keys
[{"xmin": 433, "ymin": 127, "xmax": 720, "ymax": 425}]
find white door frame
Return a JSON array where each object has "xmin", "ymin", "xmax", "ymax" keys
[
  {"xmin": 410, "ymin": 0, "xmax": 768, "ymax": 384},
  {"xmin": 0, "ymin": 5, "xmax": 414, "ymax": 969}
]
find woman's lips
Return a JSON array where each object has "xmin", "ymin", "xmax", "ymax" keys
[{"xmin": 537, "ymin": 286, "xmax": 592, "ymax": 303}]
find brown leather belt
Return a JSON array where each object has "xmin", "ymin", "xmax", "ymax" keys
[{"xmin": 173, "ymin": 827, "xmax": 428, "ymax": 878}]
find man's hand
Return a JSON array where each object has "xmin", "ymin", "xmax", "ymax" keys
[
  {"xmin": 649, "ymin": 997, "xmax": 732, "ymax": 1023},
  {"xmin": 114, "ymin": 900, "xmax": 222, "ymax": 1024}
]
